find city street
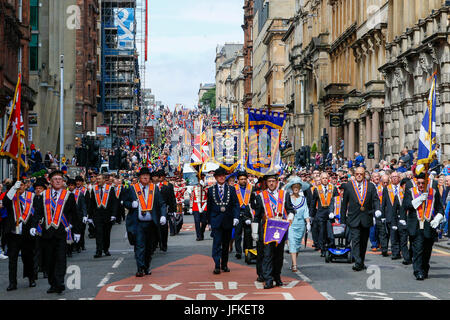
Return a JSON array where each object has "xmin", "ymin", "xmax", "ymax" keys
[{"xmin": 1, "ymin": 215, "xmax": 449, "ymax": 301}]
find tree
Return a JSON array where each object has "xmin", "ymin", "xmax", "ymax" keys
[{"xmin": 199, "ymin": 88, "xmax": 216, "ymax": 111}]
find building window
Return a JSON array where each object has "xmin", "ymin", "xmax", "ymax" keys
[
  {"xmin": 29, "ymin": 34, "xmax": 39, "ymax": 71},
  {"xmin": 301, "ymin": 129, "xmax": 304, "ymax": 146},
  {"xmin": 30, "ymin": 0, "xmax": 39, "ymax": 30}
]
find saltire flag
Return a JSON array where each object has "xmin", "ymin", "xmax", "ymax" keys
[
  {"xmin": 211, "ymin": 126, "xmax": 244, "ymax": 171},
  {"xmin": 416, "ymin": 72, "xmax": 438, "ymax": 175},
  {"xmin": 0, "ymin": 74, "xmax": 28, "ymax": 171},
  {"xmin": 245, "ymin": 109, "xmax": 287, "ymax": 177},
  {"xmin": 190, "ymin": 116, "xmax": 203, "ymax": 166}
]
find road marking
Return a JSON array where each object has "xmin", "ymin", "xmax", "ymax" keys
[
  {"xmin": 112, "ymin": 257, "xmax": 124, "ymax": 269},
  {"xmin": 97, "ymin": 272, "xmax": 114, "ymax": 287},
  {"xmin": 284, "ymin": 258, "xmax": 312, "ymax": 283},
  {"xmin": 320, "ymin": 292, "xmax": 335, "ymax": 300},
  {"xmin": 432, "ymin": 248, "xmax": 450, "ymax": 256}
]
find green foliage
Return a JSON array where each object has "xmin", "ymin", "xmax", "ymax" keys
[
  {"xmin": 311, "ymin": 142, "xmax": 317, "ymax": 153},
  {"xmin": 199, "ymin": 88, "xmax": 216, "ymax": 111}
]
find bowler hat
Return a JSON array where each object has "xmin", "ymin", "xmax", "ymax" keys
[
  {"xmin": 48, "ymin": 170, "xmax": 64, "ymax": 180},
  {"xmin": 214, "ymin": 167, "xmax": 228, "ymax": 177},
  {"xmin": 33, "ymin": 178, "xmax": 48, "ymax": 189},
  {"xmin": 138, "ymin": 167, "xmax": 151, "ymax": 176}
]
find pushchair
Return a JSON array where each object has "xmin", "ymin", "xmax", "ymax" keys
[{"xmin": 325, "ymin": 222, "xmax": 352, "ymax": 263}]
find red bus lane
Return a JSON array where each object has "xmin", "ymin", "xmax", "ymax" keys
[{"xmin": 96, "ymin": 254, "xmax": 325, "ymax": 300}]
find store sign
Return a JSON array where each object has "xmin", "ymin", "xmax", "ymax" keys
[
  {"xmin": 28, "ymin": 113, "xmax": 38, "ymax": 127},
  {"xmin": 97, "ymin": 126, "xmax": 110, "ymax": 136},
  {"xmin": 329, "ymin": 113, "xmax": 343, "ymax": 127}
]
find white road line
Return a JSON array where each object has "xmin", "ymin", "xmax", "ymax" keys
[
  {"xmin": 112, "ymin": 257, "xmax": 124, "ymax": 269},
  {"xmin": 284, "ymin": 258, "xmax": 312, "ymax": 283},
  {"xmin": 320, "ymin": 292, "xmax": 336, "ymax": 300},
  {"xmin": 97, "ymin": 272, "xmax": 114, "ymax": 287}
]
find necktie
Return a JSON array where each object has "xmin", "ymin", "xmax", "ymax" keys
[
  {"xmin": 100, "ymin": 187, "xmax": 103, "ymax": 200},
  {"xmin": 219, "ymin": 185, "xmax": 224, "ymax": 201},
  {"xmin": 269, "ymin": 191, "xmax": 277, "ymax": 214},
  {"xmin": 394, "ymin": 185, "xmax": 398, "ymax": 196},
  {"xmin": 52, "ymin": 191, "xmax": 58, "ymax": 212},
  {"xmin": 358, "ymin": 183, "xmax": 362, "ymax": 195}
]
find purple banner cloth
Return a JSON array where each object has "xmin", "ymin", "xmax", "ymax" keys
[{"xmin": 263, "ymin": 218, "xmax": 290, "ymax": 245}]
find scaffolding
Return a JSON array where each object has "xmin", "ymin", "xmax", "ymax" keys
[{"xmin": 100, "ymin": 0, "xmax": 141, "ymax": 143}]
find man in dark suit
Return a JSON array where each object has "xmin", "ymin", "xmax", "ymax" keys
[
  {"xmin": 400, "ymin": 172, "xmax": 444, "ymax": 280},
  {"xmin": 123, "ymin": 167, "xmax": 167, "ymax": 277},
  {"xmin": 311, "ymin": 172, "xmax": 339, "ymax": 257},
  {"xmin": 30, "ymin": 170, "xmax": 81, "ymax": 294},
  {"xmin": 67, "ymin": 179, "xmax": 88, "ymax": 254},
  {"xmin": 156, "ymin": 170, "xmax": 177, "ymax": 250},
  {"xmin": 74, "ymin": 176, "xmax": 89, "ymax": 251},
  {"xmin": 113, "ymin": 177, "xmax": 126, "ymax": 224},
  {"xmin": 340, "ymin": 166, "xmax": 381, "ymax": 271},
  {"xmin": 253, "ymin": 173, "xmax": 295, "ymax": 289},
  {"xmin": 88, "ymin": 173, "xmax": 117, "ymax": 258},
  {"xmin": 381, "ymin": 172, "xmax": 402, "ymax": 260},
  {"xmin": 3, "ymin": 180, "xmax": 38, "ymax": 291},
  {"xmin": 206, "ymin": 167, "xmax": 240, "ymax": 275}
]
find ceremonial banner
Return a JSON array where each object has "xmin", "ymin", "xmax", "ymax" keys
[
  {"xmin": 211, "ymin": 126, "xmax": 244, "ymax": 171},
  {"xmin": 245, "ymin": 109, "xmax": 286, "ymax": 177},
  {"xmin": 416, "ymin": 72, "xmax": 437, "ymax": 175},
  {"xmin": 263, "ymin": 218, "xmax": 290, "ymax": 245}
]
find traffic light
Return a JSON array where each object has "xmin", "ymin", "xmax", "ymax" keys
[{"xmin": 367, "ymin": 143, "xmax": 375, "ymax": 159}]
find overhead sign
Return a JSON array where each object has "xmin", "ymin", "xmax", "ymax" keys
[
  {"xmin": 329, "ymin": 113, "xmax": 344, "ymax": 127},
  {"xmin": 97, "ymin": 126, "xmax": 110, "ymax": 136}
]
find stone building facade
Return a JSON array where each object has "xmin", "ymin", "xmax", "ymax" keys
[{"xmin": 242, "ymin": 0, "xmax": 254, "ymax": 110}]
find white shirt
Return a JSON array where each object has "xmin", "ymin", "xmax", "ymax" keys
[{"xmin": 138, "ymin": 183, "xmax": 152, "ymax": 221}]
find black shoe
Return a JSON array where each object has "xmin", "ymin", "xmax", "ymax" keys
[
  {"xmin": 29, "ymin": 279, "xmax": 36, "ymax": 288},
  {"xmin": 391, "ymin": 255, "xmax": 401, "ymax": 260},
  {"xmin": 221, "ymin": 266, "xmax": 230, "ymax": 272},
  {"xmin": 256, "ymin": 276, "xmax": 265, "ymax": 283},
  {"xmin": 136, "ymin": 271, "xmax": 144, "ymax": 277},
  {"xmin": 382, "ymin": 251, "xmax": 389, "ymax": 257},
  {"xmin": 47, "ymin": 287, "xmax": 57, "ymax": 294},
  {"xmin": 104, "ymin": 251, "xmax": 111, "ymax": 256},
  {"xmin": 161, "ymin": 246, "xmax": 167, "ymax": 252},
  {"xmin": 67, "ymin": 252, "xmax": 72, "ymax": 258},
  {"xmin": 275, "ymin": 280, "xmax": 283, "ymax": 287},
  {"xmin": 402, "ymin": 260, "xmax": 412, "ymax": 265},
  {"xmin": 170, "ymin": 233, "xmax": 175, "ymax": 236},
  {"xmin": 320, "ymin": 251, "xmax": 326, "ymax": 257},
  {"xmin": 6, "ymin": 284, "xmax": 17, "ymax": 292},
  {"xmin": 264, "ymin": 282, "xmax": 274, "ymax": 289},
  {"xmin": 81, "ymin": 247, "xmax": 86, "ymax": 251},
  {"xmin": 76, "ymin": 247, "xmax": 82, "ymax": 253},
  {"xmin": 352, "ymin": 264, "xmax": 366, "ymax": 272},
  {"xmin": 43, "ymin": 272, "xmax": 48, "ymax": 279},
  {"xmin": 56, "ymin": 286, "xmax": 65, "ymax": 294},
  {"xmin": 144, "ymin": 269, "xmax": 152, "ymax": 275},
  {"xmin": 94, "ymin": 252, "xmax": 102, "ymax": 258},
  {"xmin": 196, "ymin": 238, "xmax": 201, "ymax": 241},
  {"xmin": 415, "ymin": 272, "xmax": 425, "ymax": 280},
  {"xmin": 314, "ymin": 248, "xmax": 320, "ymax": 251},
  {"xmin": 235, "ymin": 253, "xmax": 242, "ymax": 259},
  {"xmin": 213, "ymin": 268, "xmax": 221, "ymax": 275}
]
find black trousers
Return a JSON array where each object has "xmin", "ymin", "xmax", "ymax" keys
[
  {"xmin": 262, "ymin": 236, "xmax": 286, "ymax": 283},
  {"xmin": 168, "ymin": 213, "xmax": 177, "ymax": 235},
  {"xmin": 234, "ymin": 216, "xmax": 252, "ymax": 255},
  {"xmin": 349, "ymin": 225, "xmax": 371, "ymax": 266},
  {"xmin": 88, "ymin": 222, "xmax": 96, "ymax": 238},
  {"xmin": 211, "ymin": 226, "xmax": 232, "ymax": 269},
  {"xmin": 135, "ymin": 220, "xmax": 158, "ymax": 272},
  {"xmin": 410, "ymin": 230, "xmax": 435, "ymax": 276},
  {"xmin": 6, "ymin": 234, "xmax": 36, "ymax": 285},
  {"xmin": 318, "ymin": 217, "xmax": 334, "ymax": 251},
  {"xmin": 95, "ymin": 220, "xmax": 112, "ymax": 254},
  {"xmin": 311, "ymin": 217, "xmax": 320, "ymax": 246},
  {"xmin": 376, "ymin": 220, "xmax": 389, "ymax": 253},
  {"xmin": 399, "ymin": 226, "xmax": 411, "ymax": 261},
  {"xmin": 193, "ymin": 211, "xmax": 207, "ymax": 240},
  {"xmin": 41, "ymin": 237, "xmax": 67, "ymax": 290},
  {"xmin": 77, "ymin": 223, "xmax": 86, "ymax": 250},
  {"xmin": 256, "ymin": 239, "xmax": 264, "ymax": 277},
  {"xmin": 160, "ymin": 223, "xmax": 168, "ymax": 250},
  {"xmin": 387, "ymin": 223, "xmax": 401, "ymax": 257}
]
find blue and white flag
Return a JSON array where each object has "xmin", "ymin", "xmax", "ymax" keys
[{"xmin": 416, "ymin": 73, "xmax": 437, "ymax": 175}]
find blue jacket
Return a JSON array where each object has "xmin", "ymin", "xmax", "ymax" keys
[
  {"xmin": 206, "ymin": 184, "xmax": 240, "ymax": 230},
  {"xmin": 123, "ymin": 184, "xmax": 167, "ymax": 237}
]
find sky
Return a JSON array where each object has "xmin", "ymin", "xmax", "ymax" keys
[{"xmin": 141, "ymin": 0, "xmax": 244, "ymax": 110}]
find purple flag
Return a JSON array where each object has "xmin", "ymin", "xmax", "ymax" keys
[{"xmin": 263, "ymin": 219, "xmax": 290, "ymax": 245}]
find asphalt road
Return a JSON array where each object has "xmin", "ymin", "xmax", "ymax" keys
[{"xmin": 0, "ymin": 214, "xmax": 449, "ymax": 300}]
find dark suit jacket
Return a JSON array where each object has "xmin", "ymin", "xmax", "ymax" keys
[
  {"xmin": 160, "ymin": 182, "xmax": 177, "ymax": 214},
  {"xmin": 340, "ymin": 180, "xmax": 380, "ymax": 228},
  {"xmin": 123, "ymin": 184, "xmax": 167, "ymax": 237},
  {"xmin": 400, "ymin": 186, "xmax": 444, "ymax": 238},
  {"xmin": 3, "ymin": 192, "xmax": 40, "ymax": 239},
  {"xmin": 311, "ymin": 185, "xmax": 339, "ymax": 220},
  {"xmin": 88, "ymin": 185, "xmax": 117, "ymax": 223},
  {"xmin": 253, "ymin": 190, "xmax": 295, "ymax": 240},
  {"xmin": 73, "ymin": 192, "xmax": 87, "ymax": 220},
  {"xmin": 381, "ymin": 185, "xmax": 401, "ymax": 224},
  {"xmin": 114, "ymin": 185, "xmax": 126, "ymax": 219},
  {"xmin": 32, "ymin": 191, "xmax": 80, "ymax": 240},
  {"xmin": 235, "ymin": 184, "xmax": 257, "ymax": 220},
  {"xmin": 206, "ymin": 184, "xmax": 240, "ymax": 230}
]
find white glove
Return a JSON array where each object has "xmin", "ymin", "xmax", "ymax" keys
[
  {"xmin": 245, "ymin": 219, "xmax": 252, "ymax": 225},
  {"xmin": 306, "ymin": 223, "xmax": 311, "ymax": 232},
  {"xmin": 373, "ymin": 217, "xmax": 376, "ymax": 225},
  {"xmin": 111, "ymin": 216, "xmax": 116, "ymax": 222},
  {"xmin": 375, "ymin": 210, "xmax": 382, "ymax": 218},
  {"xmin": 82, "ymin": 216, "xmax": 88, "ymax": 224},
  {"xmin": 132, "ymin": 201, "xmax": 139, "ymax": 208},
  {"xmin": 420, "ymin": 193, "xmax": 428, "ymax": 201},
  {"xmin": 381, "ymin": 218, "xmax": 386, "ymax": 223},
  {"xmin": 29, "ymin": 228, "xmax": 37, "ymax": 237},
  {"xmin": 120, "ymin": 201, "xmax": 124, "ymax": 205},
  {"xmin": 392, "ymin": 226, "xmax": 398, "ymax": 231},
  {"xmin": 160, "ymin": 216, "xmax": 167, "ymax": 225},
  {"xmin": 430, "ymin": 213, "xmax": 444, "ymax": 229},
  {"xmin": 74, "ymin": 234, "xmax": 80, "ymax": 243},
  {"xmin": 7, "ymin": 181, "xmax": 22, "ymax": 200},
  {"xmin": 233, "ymin": 218, "xmax": 239, "ymax": 226},
  {"xmin": 252, "ymin": 233, "xmax": 259, "ymax": 241},
  {"xmin": 13, "ymin": 181, "xmax": 22, "ymax": 190},
  {"xmin": 412, "ymin": 196, "xmax": 425, "ymax": 209},
  {"xmin": 287, "ymin": 213, "xmax": 294, "ymax": 222},
  {"xmin": 329, "ymin": 213, "xmax": 335, "ymax": 219},
  {"xmin": 399, "ymin": 219, "xmax": 406, "ymax": 226}
]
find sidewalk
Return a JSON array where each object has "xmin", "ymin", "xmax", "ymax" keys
[{"xmin": 434, "ymin": 237, "xmax": 450, "ymax": 251}]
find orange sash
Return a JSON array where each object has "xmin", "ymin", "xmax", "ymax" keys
[
  {"xmin": 235, "ymin": 184, "xmax": 252, "ymax": 207},
  {"xmin": 44, "ymin": 189, "xmax": 68, "ymax": 229},
  {"xmin": 376, "ymin": 185, "xmax": 383, "ymax": 205},
  {"xmin": 115, "ymin": 185, "xmax": 122, "ymax": 198},
  {"xmin": 317, "ymin": 184, "xmax": 333, "ymax": 207},
  {"xmin": 386, "ymin": 185, "xmax": 396, "ymax": 206},
  {"xmin": 261, "ymin": 189, "xmax": 287, "ymax": 219},
  {"xmin": 13, "ymin": 191, "xmax": 34, "ymax": 224},
  {"xmin": 133, "ymin": 183, "xmax": 155, "ymax": 211},
  {"xmin": 94, "ymin": 185, "xmax": 111, "ymax": 208},
  {"xmin": 411, "ymin": 186, "xmax": 435, "ymax": 222}
]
